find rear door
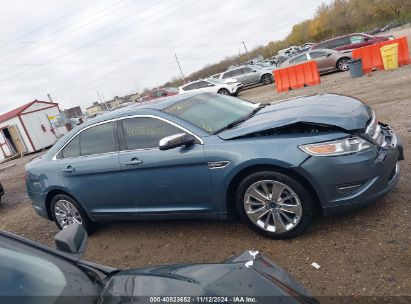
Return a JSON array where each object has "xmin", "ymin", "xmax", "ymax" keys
[
  {"xmin": 118, "ymin": 116, "xmax": 216, "ymax": 216},
  {"xmin": 55, "ymin": 121, "xmax": 133, "ymax": 218}
]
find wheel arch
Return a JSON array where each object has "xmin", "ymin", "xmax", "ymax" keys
[
  {"xmin": 44, "ymin": 188, "xmax": 89, "ymax": 220},
  {"xmin": 217, "ymin": 87, "xmax": 230, "ymax": 94},
  {"xmin": 225, "ymin": 164, "xmax": 323, "ymax": 217}
]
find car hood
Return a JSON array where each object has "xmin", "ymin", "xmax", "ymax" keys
[
  {"xmin": 218, "ymin": 94, "xmax": 371, "ymax": 140},
  {"xmin": 100, "ymin": 251, "xmax": 317, "ymax": 303}
]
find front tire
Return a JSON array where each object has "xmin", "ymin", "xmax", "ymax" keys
[
  {"xmin": 235, "ymin": 171, "xmax": 313, "ymax": 239},
  {"xmin": 50, "ymin": 194, "xmax": 94, "ymax": 234}
]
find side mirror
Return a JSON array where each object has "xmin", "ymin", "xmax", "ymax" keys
[
  {"xmin": 364, "ymin": 37, "xmax": 370, "ymax": 42},
  {"xmin": 159, "ymin": 133, "xmax": 195, "ymax": 151},
  {"xmin": 252, "ymin": 70, "xmax": 257, "ymax": 72},
  {"xmin": 55, "ymin": 223, "xmax": 87, "ymax": 258},
  {"xmin": 161, "ymin": 92, "xmax": 168, "ymax": 97},
  {"xmin": 326, "ymin": 53, "xmax": 332, "ymax": 57},
  {"xmin": 207, "ymin": 83, "xmax": 215, "ymax": 87}
]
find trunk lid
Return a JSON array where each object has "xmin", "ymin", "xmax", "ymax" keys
[{"xmin": 218, "ymin": 94, "xmax": 371, "ymax": 140}]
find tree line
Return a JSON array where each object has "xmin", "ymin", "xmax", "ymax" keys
[{"xmin": 141, "ymin": 0, "xmax": 411, "ymax": 95}]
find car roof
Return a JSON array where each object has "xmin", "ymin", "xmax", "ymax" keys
[{"xmin": 85, "ymin": 93, "xmax": 199, "ymax": 123}]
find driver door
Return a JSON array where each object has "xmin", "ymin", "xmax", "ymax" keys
[
  {"xmin": 117, "ymin": 116, "xmax": 216, "ymax": 216},
  {"xmin": 242, "ymin": 67, "xmax": 259, "ymax": 83},
  {"xmin": 308, "ymin": 51, "xmax": 331, "ymax": 73}
]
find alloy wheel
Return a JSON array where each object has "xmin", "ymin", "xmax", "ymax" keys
[
  {"xmin": 54, "ymin": 199, "xmax": 83, "ymax": 228},
  {"xmin": 219, "ymin": 89, "xmax": 229, "ymax": 95},
  {"xmin": 243, "ymin": 180, "xmax": 302, "ymax": 234},
  {"xmin": 262, "ymin": 75, "xmax": 272, "ymax": 84},
  {"xmin": 338, "ymin": 59, "xmax": 349, "ymax": 71}
]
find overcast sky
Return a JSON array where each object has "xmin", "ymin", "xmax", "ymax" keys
[{"xmin": 0, "ymin": 0, "xmax": 330, "ymax": 112}]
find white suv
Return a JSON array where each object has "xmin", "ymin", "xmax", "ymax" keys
[{"xmin": 179, "ymin": 78, "xmax": 243, "ymax": 96}]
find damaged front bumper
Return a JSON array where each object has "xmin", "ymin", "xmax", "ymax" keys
[{"xmin": 297, "ymin": 123, "xmax": 403, "ymax": 215}]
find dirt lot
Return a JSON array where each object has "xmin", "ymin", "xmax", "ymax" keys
[{"xmin": 1, "ymin": 27, "xmax": 411, "ymax": 298}]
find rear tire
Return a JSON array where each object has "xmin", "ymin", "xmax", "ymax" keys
[
  {"xmin": 261, "ymin": 74, "xmax": 273, "ymax": 85},
  {"xmin": 235, "ymin": 171, "xmax": 313, "ymax": 239},
  {"xmin": 218, "ymin": 88, "xmax": 230, "ymax": 95},
  {"xmin": 337, "ymin": 57, "xmax": 350, "ymax": 71},
  {"xmin": 50, "ymin": 194, "xmax": 94, "ymax": 234}
]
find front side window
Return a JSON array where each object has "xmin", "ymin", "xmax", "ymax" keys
[
  {"xmin": 196, "ymin": 81, "xmax": 212, "ymax": 89},
  {"xmin": 121, "ymin": 117, "xmax": 183, "ymax": 150},
  {"xmin": 242, "ymin": 67, "xmax": 254, "ymax": 73},
  {"xmin": 182, "ymin": 83, "xmax": 198, "ymax": 91},
  {"xmin": 80, "ymin": 122, "xmax": 117, "ymax": 156},
  {"xmin": 164, "ymin": 93, "xmax": 259, "ymax": 134},
  {"xmin": 309, "ymin": 51, "xmax": 327, "ymax": 59}
]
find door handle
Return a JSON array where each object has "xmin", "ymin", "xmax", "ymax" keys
[
  {"xmin": 62, "ymin": 166, "xmax": 75, "ymax": 173},
  {"xmin": 124, "ymin": 158, "xmax": 143, "ymax": 166}
]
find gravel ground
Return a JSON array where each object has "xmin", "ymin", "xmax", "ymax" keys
[{"xmin": 1, "ymin": 27, "xmax": 410, "ymax": 298}]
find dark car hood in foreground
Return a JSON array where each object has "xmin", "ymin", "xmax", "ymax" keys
[
  {"xmin": 219, "ymin": 94, "xmax": 372, "ymax": 140},
  {"xmin": 100, "ymin": 251, "xmax": 317, "ymax": 303}
]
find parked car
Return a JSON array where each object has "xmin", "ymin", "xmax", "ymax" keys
[
  {"xmin": 0, "ymin": 223, "xmax": 318, "ymax": 302},
  {"xmin": 210, "ymin": 72, "xmax": 222, "ymax": 79},
  {"xmin": 278, "ymin": 46, "xmax": 301, "ymax": 57},
  {"xmin": 179, "ymin": 78, "xmax": 242, "ymax": 96},
  {"xmin": 219, "ymin": 65, "xmax": 274, "ymax": 86},
  {"xmin": 381, "ymin": 21, "xmax": 401, "ymax": 32},
  {"xmin": 269, "ymin": 54, "xmax": 289, "ymax": 66},
  {"xmin": 310, "ymin": 33, "xmax": 393, "ymax": 51},
  {"xmin": 0, "ymin": 181, "xmax": 3, "ymax": 202},
  {"xmin": 280, "ymin": 49, "xmax": 352, "ymax": 73},
  {"xmin": 26, "ymin": 93, "xmax": 403, "ymax": 239},
  {"xmin": 142, "ymin": 87, "xmax": 179, "ymax": 102}
]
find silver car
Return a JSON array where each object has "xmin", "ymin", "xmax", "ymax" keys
[
  {"xmin": 218, "ymin": 65, "xmax": 274, "ymax": 86},
  {"xmin": 280, "ymin": 49, "xmax": 352, "ymax": 74}
]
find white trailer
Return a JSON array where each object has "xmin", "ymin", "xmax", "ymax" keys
[{"xmin": 0, "ymin": 100, "xmax": 68, "ymax": 162}]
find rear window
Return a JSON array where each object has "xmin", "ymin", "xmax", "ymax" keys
[
  {"xmin": 80, "ymin": 122, "xmax": 117, "ymax": 156},
  {"xmin": 57, "ymin": 122, "xmax": 117, "ymax": 158}
]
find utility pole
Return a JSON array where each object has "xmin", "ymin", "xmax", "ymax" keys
[
  {"xmin": 97, "ymin": 91, "xmax": 109, "ymax": 111},
  {"xmin": 175, "ymin": 53, "xmax": 186, "ymax": 84},
  {"xmin": 242, "ymin": 41, "xmax": 251, "ymax": 62},
  {"xmin": 47, "ymin": 93, "xmax": 53, "ymax": 103}
]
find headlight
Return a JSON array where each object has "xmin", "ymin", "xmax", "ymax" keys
[{"xmin": 299, "ymin": 136, "xmax": 372, "ymax": 156}]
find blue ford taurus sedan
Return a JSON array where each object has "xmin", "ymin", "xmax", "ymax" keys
[{"xmin": 26, "ymin": 93, "xmax": 403, "ymax": 238}]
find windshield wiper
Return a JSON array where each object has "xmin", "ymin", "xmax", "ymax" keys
[{"xmin": 213, "ymin": 104, "xmax": 266, "ymax": 134}]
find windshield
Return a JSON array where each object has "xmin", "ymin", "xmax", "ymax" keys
[
  {"xmin": 163, "ymin": 93, "xmax": 259, "ymax": 134},
  {"xmin": 0, "ymin": 236, "xmax": 101, "ymax": 298}
]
